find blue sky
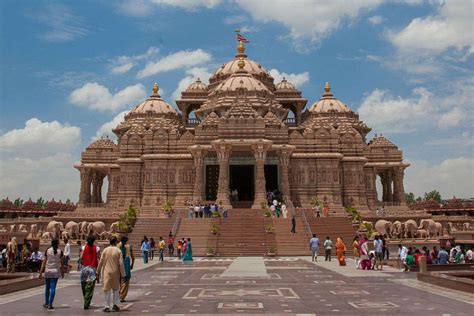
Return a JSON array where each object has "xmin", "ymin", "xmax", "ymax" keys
[{"xmin": 0, "ymin": 0, "xmax": 473, "ymax": 201}]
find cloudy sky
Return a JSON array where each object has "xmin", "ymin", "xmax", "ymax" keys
[{"xmin": 0, "ymin": 0, "xmax": 473, "ymax": 201}]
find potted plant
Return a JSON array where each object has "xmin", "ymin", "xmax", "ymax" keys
[
  {"xmin": 265, "ymin": 223, "xmax": 274, "ymax": 233},
  {"xmin": 267, "ymin": 246, "xmax": 276, "ymax": 256},
  {"xmin": 264, "ymin": 210, "xmax": 272, "ymax": 218},
  {"xmin": 211, "ymin": 224, "xmax": 220, "ymax": 235},
  {"xmin": 163, "ymin": 200, "xmax": 174, "ymax": 218},
  {"xmin": 117, "ymin": 213, "xmax": 131, "ymax": 233},
  {"xmin": 206, "ymin": 247, "xmax": 215, "ymax": 257},
  {"xmin": 212, "ymin": 211, "xmax": 221, "ymax": 218}
]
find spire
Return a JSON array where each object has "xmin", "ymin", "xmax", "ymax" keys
[
  {"xmin": 152, "ymin": 82, "xmax": 160, "ymax": 96},
  {"xmin": 235, "ymin": 29, "xmax": 247, "ymax": 58},
  {"xmin": 324, "ymin": 82, "xmax": 331, "ymax": 93}
]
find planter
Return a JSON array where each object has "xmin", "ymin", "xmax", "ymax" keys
[
  {"xmin": 206, "ymin": 252, "xmax": 215, "ymax": 257},
  {"xmin": 267, "ymin": 252, "xmax": 276, "ymax": 257}
]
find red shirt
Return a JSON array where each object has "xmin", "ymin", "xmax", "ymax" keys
[
  {"xmin": 82, "ymin": 245, "xmax": 98, "ymax": 268},
  {"xmin": 414, "ymin": 253, "xmax": 423, "ymax": 265}
]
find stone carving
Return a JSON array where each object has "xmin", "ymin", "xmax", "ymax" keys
[
  {"xmin": 79, "ymin": 221, "xmax": 89, "ymax": 239},
  {"xmin": 404, "ymin": 219, "xmax": 418, "ymax": 238},
  {"xmin": 18, "ymin": 224, "xmax": 28, "ymax": 233},
  {"xmin": 391, "ymin": 221, "xmax": 403, "ymax": 239},
  {"xmin": 0, "ymin": 225, "xmax": 6, "ymax": 232},
  {"xmin": 65, "ymin": 221, "xmax": 79, "ymax": 239},
  {"xmin": 463, "ymin": 222, "xmax": 472, "ymax": 231},
  {"xmin": 27, "ymin": 224, "xmax": 39, "ymax": 239},
  {"xmin": 374, "ymin": 219, "xmax": 392, "ymax": 236},
  {"xmin": 46, "ymin": 221, "xmax": 62, "ymax": 240},
  {"xmin": 418, "ymin": 219, "xmax": 437, "ymax": 238},
  {"xmin": 417, "ymin": 229, "xmax": 429, "ymax": 239},
  {"xmin": 109, "ymin": 221, "xmax": 119, "ymax": 234},
  {"xmin": 87, "ymin": 221, "xmax": 106, "ymax": 238},
  {"xmin": 8, "ymin": 224, "xmax": 16, "ymax": 233},
  {"xmin": 434, "ymin": 222, "xmax": 443, "ymax": 236}
]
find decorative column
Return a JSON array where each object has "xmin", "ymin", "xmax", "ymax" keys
[
  {"xmin": 380, "ymin": 172, "xmax": 388, "ymax": 202},
  {"xmin": 215, "ymin": 144, "xmax": 231, "ymax": 208},
  {"xmin": 252, "ymin": 143, "xmax": 270, "ymax": 209},
  {"xmin": 190, "ymin": 149, "xmax": 206, "ymax": 204},
  {"xmin": 393, "ymin": 167, "xmax": 406, "ymax": 205},
  {"xmin": 91, "ymin": 171, "xmax": 98, "ymax": 204},
  {"xmin": 96, "ymin": 173, "xmax": 104, "ymax": 204},
  {"xmin": 278, "ymin": 148, "xmax": 294, "ymax": 208},
  {"xmin": 387, "ymin": 170, "xmax": 394, "ymax": 203},
  {"xmin": 79, "ymin": 169, "xmax": 92, "ymax": 207}
]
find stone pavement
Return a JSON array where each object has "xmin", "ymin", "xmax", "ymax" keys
[{"xmin": 0, "ymin": 256, "xmax": 472, "ymax": 315}]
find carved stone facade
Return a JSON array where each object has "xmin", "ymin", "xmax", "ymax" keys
[{"xmin": 74, "ymin": 41, "xmax": 409, "ymax": 213}]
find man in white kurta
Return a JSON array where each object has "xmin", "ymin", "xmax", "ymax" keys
[{"xmin": 97, "ymin": 236, "xmax": 125, "ymax": 312}]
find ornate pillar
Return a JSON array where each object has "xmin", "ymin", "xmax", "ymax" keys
[
  {"xmin": 96, "ymin": 173, "xmax": 104, "ymax": 204},
  {"xmin": 215, "ymin": 144, "xmax": 231, "ymax": 208},
  {"xmin": 387, "ymin": 170, "xmax": 394, "ymax": 203},
  {"xmin": 252, "ymin": 143, "xmax": 270, "ymax": 209},
  {"xmin": 380, "ymin": 172, "xmax": 388, "ymax": 202},
  {"xmin": 91, "ymin": 171, "xmax": 98, "ymax": 204},
  {"xmin": 191, "ymin": 149, "xmax": 206, "ymax": 203},
  {"xmin": 278, "ymin": 148, "xmax": 293, "ymax": 207},
  {"xmin": 393, "ymin": 167, "xmax": 406, "ymax": 205},
  {"xmin": 79, "ymin": 169, "xmax": 92, "ymax": 207}
]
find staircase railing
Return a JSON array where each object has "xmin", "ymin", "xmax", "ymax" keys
[
  {"xmin": 171, "ymin": 210, "xmax": 182, "ymax": 236},
  {"xmin": 301, "ymin": 208, "xmax": 313, "ymax": 238}
]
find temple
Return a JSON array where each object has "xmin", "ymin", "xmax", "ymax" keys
[{"xmin": 74, "ymin": 40, "xmax": 410, "ymax": 214}]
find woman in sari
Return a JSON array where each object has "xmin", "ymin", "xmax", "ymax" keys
[
  {"xmin": 352, "ymin": 236, "xmax": 360, "ymax": 268},
  {"xmin": 183, "ymin": 238, "xmax": 193, "ymax": 261},
  {"xmin": 359, "ymin": 236, "xmax": 371, "ymax": 270},
  {"xmin": 336, "ymin": 237, "xmax": 346, "ymax": 266},
  {"xmin": 323, "ymin": 204, "xmax": 330, "ymax": 217},
  {"xmin": 118, "ymin": 236, "xmax": 134, "ymax": 303},
  {"xmin": 80, "ymin": 235, "xmax": 99, "ymax": 310}
]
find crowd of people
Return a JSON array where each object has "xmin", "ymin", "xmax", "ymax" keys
[
  {"xmin": 309, "ymin": 234, "xmax": 348, "ymax": 266},
  {"xmin": 139, "ymin": 233, "xmax": 193, "ymax": 263},
  {"xmin": 187, "ymin": 202, "xmax": 228, "ymax": 219}
]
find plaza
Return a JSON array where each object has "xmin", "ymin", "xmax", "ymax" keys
[{"xmin": 1, "ymin": 256, "xmax": 472, "ymax": 315}]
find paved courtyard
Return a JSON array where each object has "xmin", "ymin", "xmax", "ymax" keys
[{"xmin": 1, "ymin": 256, "xmax": 472, "ymax": 315}]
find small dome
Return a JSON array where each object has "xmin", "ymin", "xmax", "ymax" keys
[
  {"xmin": 368, "ymin": 134, "xmax": 397, "ymax": 148},
  {"xmin": 308, "ymin": 82, "xmax": 352, "ymax": 113},
  {"xmin": 185, "ymin": 78, "xmax": 208, "ymax": 92},
  {"xmin": 213, "ymin": 58, "xmax": 270, "ymax": 93},
  {"xmin": 130, "ymin": 83, "xmax": 178, "ymax": 115},
  {"xmin": 275, "ymin": 77, "xmax": 297, "ymax": 91},
  {"xmin": 87, "ymin": 137, "xmax": 117, "ymax": 149}
]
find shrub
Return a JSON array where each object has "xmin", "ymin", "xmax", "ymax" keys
[
  {"xmin": 264, "ymin": 210, "xmax": 272, "ymax": 218},
  {"xmin": 266, "ymin": 223, "xmax": 274, "ymax": 233},
  {"xmin": 211, "ymin": 224, "xmax": 220, "ymax": 234}
]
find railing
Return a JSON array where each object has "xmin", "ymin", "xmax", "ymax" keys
[
  {"xmin": 301, "ymin": 209, "xmax": 313, "ymax": 238},
  {"xmin": 171, "ymin": 210, "xmax": 182, "ymax": 236},
  {"xmin": 186, "ymin": 118, "xmax": 201, "ymax": 127},
  {"xmin": 284, "ymin": 118, "xmax": 296, "ymax": 126}
]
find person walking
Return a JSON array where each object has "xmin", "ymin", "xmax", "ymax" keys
[
  {"xmin": 291, "ymin": 215, "xmax": 296, "ymax": 234},
  {"xmin": 181, "ymin": 238, "xmax": 187, "ymax": 261},
  {"xmin": 353, "ymin": 236, "xmax": 361, "ymax": 268},
  {"xmin": 39, "ymin": 239, "xmax": 64, "ymax": 310},
  {"xmin": 167, "ymin": 233, "xmax": 175, "ymax": 256},
  {"xmin": 63, "ymin": 238, "xmax": 71, "ymax": 269},
  {"xmin": 149, "ymin": 237, "xmax": 155, "ymax": 261},
  {"xmin": 359, "ymin": 236, "xmax": 370, "ymax": 270},
  {"xmin": 97, "ymin": 236, "xmax": 125, "ymax": 313},
  {"xmin": 80, "ymin": 235, "xmax": 100, "ymax": 310},
  {"xmin": 6, "ymin": 237, "xmax": 18, "ymax": 273},
  {"xmin": 177, "ymin": 239, "xmax": 183, "ymax": 260},
  {"xmin": 77, "ymin": 240, "xmax": 83, "ymax": 271},
  {"xmin": 223, "ymin": 206, "xmax": 228, "ymax": 219},
  {"xmin": 118, "ymin": 236, "xmax": 134, "ymax": 303},
  {"xmin": 183, "ymin": 238, "xmax": 193, "ymax": 261},
  {"xmin": 309, "ymin": 234, "xmax": 320, "ymax": 262},
  {"xmin": 336, "ymin": 237, "xmax": 347, "ymax": 266},
  {"xmin": 324, "ymin": 236, "xmax": 332, "ymax": 261},
  {"xmin": 373, "ymin": 235, "xmax": 384, "ymax": 270},
  {"xmin": 141, "ymin": 237, "xmax": 150, "ymax": 264},
  {"xmin": 398, "ymin": 244, "xmax": 409, "ymax": 270},
  {"xmin": 159, "ymin": 237, "xmax": 166, "ymax": 262}
]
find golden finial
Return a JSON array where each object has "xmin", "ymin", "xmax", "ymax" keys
[
  {"xmin": 237, "ymin": 57, "xmax": 245, "ymax": 69},
  {"xmin": 152, "ymin": 82, "xmax": 159, "ymax": 94},
  {"xmin": 324, "ymin": 82, "xmax": 331, "ymax": 93},
  {"xmin": 234, "ymin": 29, "xmax": 241, "ymax": 33},
  {"xmin": 237, "ymin": 41, "xmax": 245, "ymax": 54}
]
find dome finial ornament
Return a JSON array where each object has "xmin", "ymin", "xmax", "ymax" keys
[
  {"xmin": 324, "ymin": 82, "xmax": 331, "ymax": 93},
  {"xmin": 153, "ymin": 82, "xmax": 159, "ymax": 94},
  {"xmin": 237, "ymin": 57, "xmax": 245, "ymax": 69},
  {"xmin": 237, "ymin": 41, "xmax": 245, "ymax": 55}
]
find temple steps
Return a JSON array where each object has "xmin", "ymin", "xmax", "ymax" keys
[
  {"xmin": 175, "ymin": 218, "xmax": 212, "ymax": 256},
  {"xmin": 272, "ymin": 217, "xmax": 311, "ymax": 256},
  {"xmin": 128, "ymin": 217, "xmax": 175, "ymax": 256}
]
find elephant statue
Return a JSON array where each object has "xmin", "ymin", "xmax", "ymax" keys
[
  {"xmin": 42, "ymin": 232, "xmax": 51, "ymax": 240},
  {"xmin": 46, "ymin": 220, "xmax": 62, "ymax": 240},
  {"xmin": 109, "ymin": 221, "xmax": 120, "ymax": 234},
  {"xmin": 8, "ymin": 224, "xmax": 16, "ymax": 233},
  {"xmin": 87, "ymin": 221, "xmax": 106, "ymax": 238},
  {"xmin": 391, "ymin": 221, "xmax": 403, "ymax": 239},
  {"xmin": 434, "ymin": 222, "xmax": 443, "ymax": 236},
  {"xmin": 65, "ymin": 221, "xmax": 79, "ymax": 239},
  {"xmin": 417, "ymin": 229, "xmax": 429, "ymax": 239},
  {"xmin": 404, "ymin": 219, "xmax": 418, "ymax": 238},
  {"xmin": 18, "ymin": 224, "xmax": 28, "ymax": 232},
  {"xmin": 374, "ymin": 220, "xmax": 392, "ymax": 237},
  {"xmin": 419, "ymin": 219, "xmax": 437, "ymax": 238},
  {"xmin": 463, "ymin": 222, "xmax": 471, "ymax": 231},
  {"xmin": 99, "ymin": 231, "xmax": 111, "ymax": 240},
  {"xmin": 61, "ymin": 230, "xmax": 69, "ymax": 240},
  {"xmin": 27, "ymin": 224, "xmax": 39, "ymax": 239},
  {"xmin": 78, "ymin": 221, "xmax": 89, "ymax": 239}
]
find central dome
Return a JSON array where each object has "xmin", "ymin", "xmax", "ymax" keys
[{"xmin": 208, "ymin": 42, "xmax": 275, "ymax": 91}]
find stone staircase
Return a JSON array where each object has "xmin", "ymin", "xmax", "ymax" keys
[
  {"xmin": 272, "ymin": 217, "xmax": 312, "ymax": 256},
  {"xmin": 303, "ymin": 209, "xmax": 357, "ymax": 255},
  {"xmin": 175, "ymin": 218, "xmax": 212, "ymax": 256}
]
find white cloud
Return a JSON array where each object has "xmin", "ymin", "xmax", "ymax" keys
[
  {"xmin": 224, "ymin": 15, "xmax": 248, "ymax": 25},
  {"xmin": 35, "ymin": 4, "xmax": 88, "ymax": 42},
  {"xmin": 69, "ymin": 82, "xmax": 147, "ymax": 111},
  {"xmin": 235, "ymin": 0, "xmax": 382, "ymax": 51},
  {"xmin": 269, "ymin": 69, "xmax": 310, "ymax": 87},
  {"xmin": 404, "ymin": 157, "xmax": 474, "ymax": 199},
  {"xmin": 388, "ymin": 1, "xmax": 473, "ymax": 56},
  {"xmin": 368, "ymin": 15, "xmax": 384, "ymax": 25},
  {"xmin": 172, "ymin": 67, "xmax": 212, "ymax": 101},
  {"xmin": 427, "ymin": 132, "xmax": 474, "ymax": 148},
  {"xmin": 117, "ymin": 0, "xmax": 220, "ymax": 16},
  {"xmin": 358, "ymin": 77, "xmax": 474, "ymax": 133},
  {"xmin": 0, "ymin": 119, "xmax": 82, "ymax": 201},
  {"xmin": 0, "ymin": 118, "xmax": 81, "ymax": 159},
  {"xmin": 137, "ymin": 49, "xmax": 212, "ymax": 79},
  {"xmin": 94, "ymin": 111, "xmax": 128, "ymax": 140},
  {"xmin": 110, "ymin": 47, "xmax": 160, "ymax": 74}
]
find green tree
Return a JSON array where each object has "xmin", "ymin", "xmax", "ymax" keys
[
  {"xmin": 36, "ymin": 197, "xmax": 46, "ymax": 208},
  {"xmin": 14, "ymin": 198, "xmax": 23, "ymax": 206},
  {"xmin": 405, "ymin": 192, "xmax": 415, "ymax": 204},
  {"xmin": 424, "ymin": 190, "xmax": 442, "ymax": 203}
]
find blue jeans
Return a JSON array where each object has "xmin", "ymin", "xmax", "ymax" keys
[
  {"xmin": 159, "ymin": 249, "xmax": 164, "ymax": 261},
  {"xmin": 142, "ymin": 251, "xmax": 149, "ymax": 263},
  {"xmin": 45, "ymin": 278, "xmax": 58, "ymax": 305}
]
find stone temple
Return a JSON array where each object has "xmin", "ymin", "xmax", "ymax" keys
[{"xmin": 74, "ymin": 41, "xmax": 409, "ymax": 214}]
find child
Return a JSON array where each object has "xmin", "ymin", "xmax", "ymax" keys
[{"xmin": 177, "ymin": 240, "xmax": 182, "ymax": 260}]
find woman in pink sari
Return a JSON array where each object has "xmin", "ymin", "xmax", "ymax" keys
[{"xmin": 359, "ymin": 236, "xmax": 371, "ymax": 270}]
